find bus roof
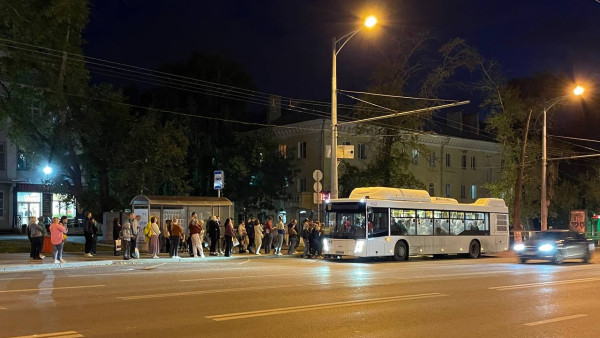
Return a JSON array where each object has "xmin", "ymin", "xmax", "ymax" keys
[{"xmin": 344, "ymin": 187, "xmax": 506, "ymax": 209}]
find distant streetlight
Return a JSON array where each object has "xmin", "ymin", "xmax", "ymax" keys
[
  {"xmin": 43, "ymin": 165, "xmax": 52, "ymax": 175},
  {"xmin": 541, "ymin": 85, "xmax": 585, "ymax": 230},
  {"xmin": 331, "ymin": 16, "xmax": 377, "ymax": 199}
]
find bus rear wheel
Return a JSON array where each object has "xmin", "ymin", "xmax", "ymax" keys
[
  {"xmin": 393, "ymin": 241, "xmax": 408, "ymax": 261},
  {"xmin": 468, "ymin": 240, "xmax": 481, "ymax": 259}
]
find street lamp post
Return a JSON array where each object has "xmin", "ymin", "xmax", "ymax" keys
[
  {"xmin": 540, "ymin": 85, "xmax": 584, "ymax": 230},
  {"xmin": 330, "ymin": 16, "xmax": 377, "ymax": 200}
]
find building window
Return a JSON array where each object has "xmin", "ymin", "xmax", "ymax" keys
[
  {"xmin": 429, "ymin": 152, "xmax": 436, "ymax": 167},
  {"xmin": 17, "ymin": 150, "xmax": 31, "ymax": 171},
  {"xmin": 279, "ymin": 144, "xmax": 287, "ymax": 158},
  {"xmin": 297, "ymin": 178, "xmax": 306, "ymax": 192},
  {"xmin": 342, "ymin": 141, "xmax": 351, "ymax": 145},
  {"xmin": 0, "ymin": 191, "xmax": 4, "ymax": 217},
  {"xmin": 357, "ymin": 143, "xmax": 367, "ymax": 159},
  {"xmin": 461, "ymin": 154, "xmax": 467, "ymax": 169},
  {"xmin": 445, "ymin": 184, "xmax": 451, "ymax": 198},
  {"xmin": 412, "ymin": 149, "xmax": 419, "ymax": 165},
  {"xmin": 461, "ymin": 185, "xmax": 466, "ymax": 199},
  {"xmin": 471, "ymin": 156, "xmax": 476, "ymax": 169},
  {"xmin": 0, "ymin": 143, "xmax": 5, "ymax": 171},
  {"xmin": 298, "ymin": 141, "xmax": 306, "ymax": 159},
  {"xmin": 428, "ymin": 183, "xmax": 435, "ymax": 196},
  {"xmin": 471, "ymin": 185, "xmax": 477, "ymax": 199},
  {"xmin": 445, "ymin": 153, "xmax": 451, "ymax": 167}
]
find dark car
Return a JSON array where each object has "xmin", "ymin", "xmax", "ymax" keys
[{"xmin": 513, "ymin": 230, "xmax": 595, "ymax": 264}]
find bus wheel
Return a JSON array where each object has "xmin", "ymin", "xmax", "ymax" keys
[
  {"xmin": 468, "ymin": 240, "xmax": 481, "ymax": 259},
  {"xmin": 393, "ymin": 241, "xmax": 408, "ymax": 261}
]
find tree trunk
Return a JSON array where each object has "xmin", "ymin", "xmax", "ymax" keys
[{"xmin": 512, "ymin": 110, "xmax": 532, "ymax": 242}]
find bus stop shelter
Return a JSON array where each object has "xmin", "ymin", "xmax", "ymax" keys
[{"xmin": 129, "ymin": 195, "xmax": 234, "ymax": 233}]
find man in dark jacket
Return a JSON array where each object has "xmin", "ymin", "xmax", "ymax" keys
[
  {"xmin": 245, "ymin": 218, "xmax": 255, "ymax": 254},
  {"xmin": 207, "ymin": 215, "xmax": 220, "ymax": 256},
  {"xmin": 83, "ymin": 212, "xmax": 97, "ymax": 257}
]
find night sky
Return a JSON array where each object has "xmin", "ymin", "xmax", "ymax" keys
[{"xmin": 84, "ymin": 0, "xmax": 600, "ymax": 106}]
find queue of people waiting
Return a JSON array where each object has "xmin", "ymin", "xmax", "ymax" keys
[{"xmin": 112, "ymin": 212, "xmax": 328, "ymax": 260}]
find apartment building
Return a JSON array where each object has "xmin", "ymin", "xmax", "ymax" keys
[{"xmin": 271, "ymin": 118, "xmax": 502, "ymax": 222}]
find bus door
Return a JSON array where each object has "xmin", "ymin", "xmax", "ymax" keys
[{"xmin": 367, "ymin": 207, "xmax": 389, "ymax": 256}]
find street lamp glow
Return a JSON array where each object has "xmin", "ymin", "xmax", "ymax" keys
[
  {"xmin": 573, "ymin": 85, "xmax": 584, "ymax": 96},
  {"xmin": 43, "ymin": 165, "xmax": 52, "ymax": 175},
  {"xmin": 364, "ymin": 15, "xmax": 377, "ymax": 28}
]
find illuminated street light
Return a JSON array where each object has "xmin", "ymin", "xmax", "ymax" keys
[
  {"xmin": 331, "ymin": 15, "xmax": 377, "ymax": 199},
  {"xmin": 541, "ymin": 85, "xmax": 585, "ymax": 230},
  {"xmin": 364, "ymin": 16, "xmax": 377, "ymax": 28},
  {"xmin": 43, "ymin": 165, "xmax": 52, "ymax": 175}
]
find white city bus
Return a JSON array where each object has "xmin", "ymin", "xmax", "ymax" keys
[{"xmin": 322, "ymin": 187, "xmax": 509, "ymax": 260}]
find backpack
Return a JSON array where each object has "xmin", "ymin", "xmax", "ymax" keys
[{"xmin": 144, "ymin": 224, "xmax": 152, "ymax": 239}]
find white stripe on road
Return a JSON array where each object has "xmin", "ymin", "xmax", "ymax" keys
[
  {"xmin": 117, "ymin": 281, "xmax": 344, "ymax": 300},
  {"xmin": 9, "ymin": 331, "xmax": 83, "ymax": 338},
  {"xmin": 0, "ymin": 284, "xmax": 105, "ymax": 294},
  {"xmin": 0, "ymin": 306, "xmax": 6, "ymax": 310},
  {"xmin": 523, "ymin": 314, "xmax": 587, "ymax": 326},
  {"xmin": 489, "ymin": 277, "xmax": 600, "ymax": 291},
  {"xmin": 179, "ymin": 271, "xmax": 318, "ymax": 282},
  {"xmin": 206, "ymin": 293, "xmax": 448, "ymax": 321},
  {"xmin": 237, "ymin": 259, "xmax": 250, "ymax": 265}
]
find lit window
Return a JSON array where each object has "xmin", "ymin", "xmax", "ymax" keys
[
  {"xmin": 412, "ymin": 149, "xmax": 419, "ymax": 165},
  {"xmin": 471, "ymin": 185, "xmax": 477, "ymax": 199},
  {"xmin": 279, "ymin": 145, "xmax": 287, "ymax": 158}
]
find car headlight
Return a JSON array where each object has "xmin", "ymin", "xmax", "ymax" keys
[
  {"xmin": 538, "ymin": 243, "xmax": 555, "ymax": 252},
  {"xmin": 322, "ymin": 239, "xmax": 329, "ymax": 252},
  {"xmin": 354, "ymin": 240, "xmax": 365, "ymax": 254},
  {"xmin": 513, "ymin": 243, "xmax": 525, "ymax": 251}
]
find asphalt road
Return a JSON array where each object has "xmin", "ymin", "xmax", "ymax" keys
[{"xmin": 1, "ymin": 253, "xmax": 600, "ymax": 338}]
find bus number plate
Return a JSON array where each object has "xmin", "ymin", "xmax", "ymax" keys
[{"xmin": 335, "ymin": 251, "xmax": 344, "ymax": 254}]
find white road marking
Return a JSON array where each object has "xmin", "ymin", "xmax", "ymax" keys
[
  {"xmin": 117, "ymin": 281, "xmax": 345, "ymax": 300},
  {"xmin": 523, "ymin": 314, "xmax": 587, "ymax": 326},
  {"xmin": 9, "ymin": 330, "xmax": 83, "ymax": 338},
  {"xmin": 0, "ymin": 306, "xmax": 6, "ymax": 309},
  {"xmin": 489, "ymin": 277, "xmax": 600, "ymax": 291},
  {"xmin": 179, "ymin": 271, "xmax": 318, "ymax": 282},
  {"xmin": 206, "ymin": 293, "xmax": 448, "ymax": 321},
  {"xmin": 237, "ymin": 259, "xmax": 250, "ymax": 265},
  {"xmin": 0, "ymin": 284, "xmax": 105, "ymax": 294}
]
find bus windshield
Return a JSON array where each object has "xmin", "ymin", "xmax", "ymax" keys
[{"xmin": 326, "ymin": 202, "xmax": 366, "ymax": 239}]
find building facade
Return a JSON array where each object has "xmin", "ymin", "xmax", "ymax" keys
[
  {"xmin": 0, "ymin": 128, "xmax": 77, "ymax": 232},
  {"xmin": 272, "ymin": 119, "xmax": 502, "ymax": 222}
]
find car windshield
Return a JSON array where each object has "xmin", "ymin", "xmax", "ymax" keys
[{"xmin": 532, "ymin": 231, "xmax": 568, "ymax": 241}]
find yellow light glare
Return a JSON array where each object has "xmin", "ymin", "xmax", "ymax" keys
[
  {"xmin": 364, "ymin": 15, "xmax": 377, "ymax": 28},
  {"xmin": 573, "ymin": 85, "xmax": 585, "ymax": 96}
]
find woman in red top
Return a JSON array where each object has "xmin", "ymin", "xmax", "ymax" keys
[{"xmin": 49, "ymin": 216, "xmax": 68, "ymax": 264}]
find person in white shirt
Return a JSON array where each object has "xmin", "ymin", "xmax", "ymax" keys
[{"xmin": 254, "ymin": 220, "xmax": 264, "ymax": 255}]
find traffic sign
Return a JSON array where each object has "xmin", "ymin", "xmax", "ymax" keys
[
  {"xmin": 313, "ymin": 169, "xmax": 323, "ymax": 182},
  {"xmin": 214, "ymin": 170, "xmax": 224, "ymax": 190}
]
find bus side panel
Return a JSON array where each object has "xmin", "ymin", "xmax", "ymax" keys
[{"xmin": 367, "ymin": 238, "xmax": 387, "ymax": 257}]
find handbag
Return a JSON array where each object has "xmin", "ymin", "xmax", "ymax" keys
[
  {"xmin": 63, "ymin": 234, "xmax": 68, "ymax": 242},
  {"xmin": 232, "ymin": 237, "xmax": 239, "ymax": 247}
]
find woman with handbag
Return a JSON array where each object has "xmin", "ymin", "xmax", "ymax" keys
[{"xmin": 287, "ymin": 219, "xmax": 299, "ymax": 255}]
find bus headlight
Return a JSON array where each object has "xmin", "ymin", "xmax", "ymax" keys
[
  {"xmin": 354, "ymin": 240, "xmax": 365, "ymax": 254},
  {"xmin": 513, "ymin": 243, "xmax": 525, "ymax": 251}
]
